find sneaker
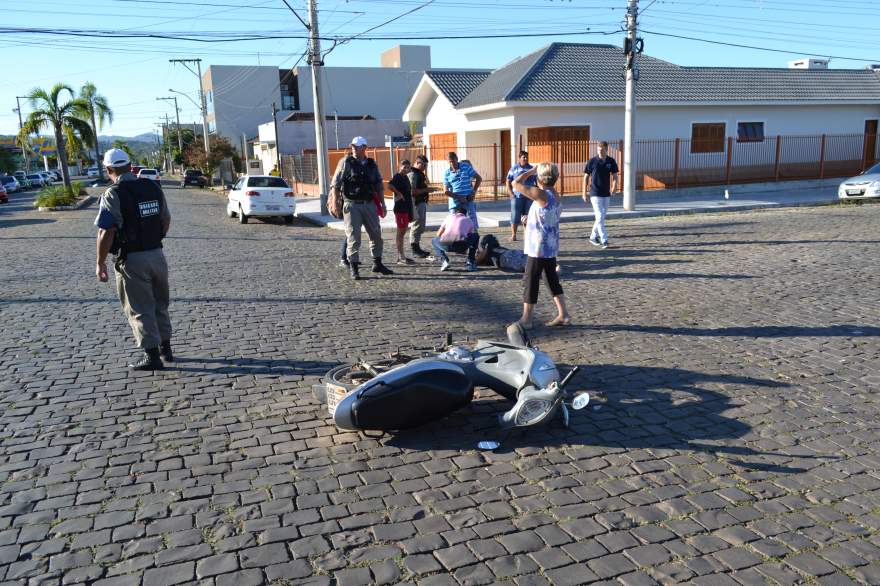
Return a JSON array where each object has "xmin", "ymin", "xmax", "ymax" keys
[
  {"xmin": 440, "ymin": 258, "xmax": 450, "ymax": 272},
  {"xmin": 396, "ymin": 257, "xmax": 416, "ymax": 265},
  {"xmin": 465, "ymin": 262, "xmax": 477, "ymax": 272},
  {"xmin": 339, "ymin": 258, "xmax": 350, "ymax": 268},
  {"xmin": 589, "ymin": 236, "xmax": 601, "ymax": 247},
  {"xmin": 601, "ymin": 240, "xmax": 609, "ymax": 249}
]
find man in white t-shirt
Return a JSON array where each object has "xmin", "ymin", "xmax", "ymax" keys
[{"xmin": 431, "ymin": 206, "xmax": 479, "ymax": 272}]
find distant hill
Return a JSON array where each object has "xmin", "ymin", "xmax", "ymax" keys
[{"xmin": 98, "ymin": 132, "xmax": 156, "ymax": 144}]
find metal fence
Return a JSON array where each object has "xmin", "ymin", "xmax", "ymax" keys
[{"xmin": 283, "ymin": 132, "xmax": 878, "ymax": 199}]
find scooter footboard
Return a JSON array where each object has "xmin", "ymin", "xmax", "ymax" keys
[{"xmin": 334, "ymin": 359, "xmax": 474, "ymax": 431}]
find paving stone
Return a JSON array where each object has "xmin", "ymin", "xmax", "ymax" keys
[
  {"xmin": 784, "ymin": 552, "xmax": 838, "ymax": 577},
  {"xmin": 215, "ymin": 569, "xmax": 264, "ymax": 586},
  {"xmin": 404, "ymin": 553, "xmax": 442, "ymax": 576},
  {"xmin": 543, "ymin": 564, "xmax": 599, "ymax": 586},
  {"xmin": 143, "ymin": 561, "xmax": 195, "ymax": 586},
  {"xmin": 195, "ymin": 554, "xmax": 239, "ymax": 578},
  {"xmin": 4, "ymin": 192, "xmax": 880, "ymax": 586},
  {"xmin": 452, "ymin": 562, "xmax": 495, "ymax": 586}
]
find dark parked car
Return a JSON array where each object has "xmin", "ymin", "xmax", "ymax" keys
[{"xmin": 182, "ymin": 169, "xmax": 207, "ymax": 188}]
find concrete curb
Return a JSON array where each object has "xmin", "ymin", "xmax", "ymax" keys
[
  {"xmin": 37, "ymin": 194, "xmax": 97, "ymax": 212},
  {"xmin": 294, "ymin": 196, "xmax": 854, "ymax": 230}
]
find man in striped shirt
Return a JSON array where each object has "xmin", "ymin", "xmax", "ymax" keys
[{"xmin": 443, "ymin": 151, "xmax": 482, "ymax": 230}]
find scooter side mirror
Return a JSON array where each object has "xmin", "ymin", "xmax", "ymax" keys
[{"xmin": 571, "ymin": 392, "xmax": 590, "ymax": 410}]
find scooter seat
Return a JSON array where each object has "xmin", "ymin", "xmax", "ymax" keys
[{"xmin": 334, "ymin": 359, "xmax": 474, "ymax": 431}]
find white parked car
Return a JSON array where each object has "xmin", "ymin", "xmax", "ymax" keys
[
  {"xmin": 227, "ymin": 175, "xmax": 295, "ymax": 224},
  {"xmin": 38, "ymin": 172, "xmax": 54, "ymax": 184},
  {"xmin": 838, "ymin": 163, "xmax": 880, "ymax": 199},
  {"xmin": 137, "ymin": 168, "xmax": 160, "ymax": 183},
  {"xmin": 86, "ymin": 167, "xmax": 100, "ymax": 178}
]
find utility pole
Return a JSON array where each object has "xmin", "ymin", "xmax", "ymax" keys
[
  {"xmin": 157, "ymin": 96, "xmax": 183, "ymax": 172},
  {"xmin": 14, "ymin": 96, "xmax": 29, "ymax": 172},
  {"xmin": 272, "ymin": 102, "xmax": 283, "ymax": 176},
  {"xmin": 623, "ymin": 0, "xmax": 640, "ymax": 211},
  {"xmin": 307, "ymin": 0, "xmax": 331, "ymax": 214},
  {"xmin": 164, "ymin": 115, "xmax": 174, "ymax": 173},
  {"xmin": 169, "ymin": 58, "xmax": 210, "ymax": 157},
  {"xmin": 334, "ymin": 110, "xmax": 339, "ymax": 149}
]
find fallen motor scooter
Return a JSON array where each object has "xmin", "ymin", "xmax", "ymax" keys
[{"xmin": 314, "ymin": 324, "xmax": 589, "ymax": 444}]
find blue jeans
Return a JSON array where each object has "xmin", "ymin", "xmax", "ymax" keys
[
  {"xmin": 510, "ymin": 197, "xmax": 532, "ymax": 226},
  {"xmin": 432, "ymin": 233, "xmax": 479, "ymax": 263},
  {"xmin": 448, "ymin": 195, "xmax": 479, "ymax": 229},
  {"xmin": 590, "ymin": 195, "xmax": 609, "ymax": 243}
]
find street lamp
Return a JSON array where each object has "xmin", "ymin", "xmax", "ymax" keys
[{"xmin": 157, "ymin": 96, "xmax": 183, "ymax": 173}]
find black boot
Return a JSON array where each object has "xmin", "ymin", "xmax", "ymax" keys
[
  {"xmin": 411, "ymin": 244, "xmax": 430, "ymax": 259},
  {"xmin": 160, "ymin": 340, "xmax": 174, "ymax": 362},
  {"xmin": 349, "ymin": 262, "xmax": 361, "ymax": 280},
  {"xmin": 129, "ymin": 348, "xmax": 164, "ymax": 371},
  {"xmin": 371, "ymin": 258, "xmax": 394, "ymax": 275}
]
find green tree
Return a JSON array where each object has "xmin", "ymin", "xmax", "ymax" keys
[
  {"xmin": 185, "ymin": 136, "xmax": 239, "ymax": 177},
  {"xmin": 77, "ymin": 82, "xmax": 113, "ymax": 182},
  {"xmin": 19, "ymin": 83, "xmax": 94, "ymax": 190},
  {"xmin": 111, "ymin": 140, "xmax": 135, "ymax": 160},
  {"xmin": 0, "ymin": 148, "xmax": 17, "ymax": 174}
]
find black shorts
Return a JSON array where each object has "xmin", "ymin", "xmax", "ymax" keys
[{"xmin": 523, "ymin": 256, "xmax": 562, "ymax": 303}]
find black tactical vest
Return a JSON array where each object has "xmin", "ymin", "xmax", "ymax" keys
[
  {"xmin": 341, "ymin": 156, "xmax": 377, "ymax": 202},
  {"xmin": 115, "ymin": 179, "xmax": 165, "ymax": 255}
]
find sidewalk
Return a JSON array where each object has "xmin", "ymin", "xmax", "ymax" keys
[{"xmin": 294, "ymin": 177, "xmax": 844, "ymax": 230}]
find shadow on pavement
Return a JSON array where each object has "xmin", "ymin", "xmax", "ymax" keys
[
  {"xmin": 0, "ymin": 217, "xmax": 56, "ymax": 229},
  {"xmin": 587, "ymin": 323, "xmax": 879, "ymax": 338},
  {"xmin": 384, "ymin": 363, "xmax": 826, "ymax": 474},
  {"xmin": 170, "ymin": 356, "xmax": 340, "ymax": 376}
]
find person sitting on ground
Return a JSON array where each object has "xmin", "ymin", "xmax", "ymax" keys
[
  {"xmin": 512, "ymin": 163, "xmax": 571, "ymax": 327},
  {"xmin": 432, "ymin": 206, "xmax": 479, "ymax": 272},
  {"xmin": 475, "ymin": 234, "xmax": 528, "ymax": 272},
  {"xmin": 388, "ymin": 159, "xmax": 416, "ymax": 265}
]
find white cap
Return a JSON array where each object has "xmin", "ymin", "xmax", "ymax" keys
[
  {"xmin": 102, "ymin": 148, "xmax": 131, "ymax": 168},
  {"xmin": 350, "ymin": 136, "xmax": 368, "ymax": 147}
]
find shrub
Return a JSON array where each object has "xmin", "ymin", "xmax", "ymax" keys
[{"xmin": 33, "ymin": 185, "xmax": 80, "ymax": 208}]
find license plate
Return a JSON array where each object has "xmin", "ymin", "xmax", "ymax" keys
[
  {"xmin": 326, "ymin": 383, "xmax": 353, "ymax": 417},
  {"xmin": 846, "ymin": 189, "xmax": 864, "ymax": 195},
  {"xmin": 266, "ymin": 205, "xmax": 280, "ymax": 210}
]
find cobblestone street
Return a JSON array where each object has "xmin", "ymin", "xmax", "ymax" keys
[{"xmin": 1, "ymin": 184, "xmax": 879, "ymax": 585}]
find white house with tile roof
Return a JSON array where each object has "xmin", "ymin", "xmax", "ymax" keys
[{"xmin": 404, "ymin": 43, "xmax": 880, "ymax": 189}]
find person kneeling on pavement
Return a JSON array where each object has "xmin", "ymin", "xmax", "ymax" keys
[
  {"xmin": 432, "ymin": 206, "xmax": 478, "ymax": 272},
  {"xmin": 94, "ymin": 148, "xmax": 174, "ymax": 371}
]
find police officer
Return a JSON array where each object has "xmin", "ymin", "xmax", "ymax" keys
[
  {"xmin": 331, "ymin": 136, "xmax": 394, "ymax": 280},
  {"xmin": 95, "ymin": 148, "xmax": 173, "ymax": 371}
]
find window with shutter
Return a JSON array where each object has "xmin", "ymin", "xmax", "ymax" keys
[{"xmin": 691, "ymin": 123, "xmax": 725, "ymax": 153}]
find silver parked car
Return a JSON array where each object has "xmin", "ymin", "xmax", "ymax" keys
[
  {"xmin": 838, "ymin": 162, "xmax": 880, "ymax": 199},
  {"xmin": 0, "ymin": 175, "xmax": 20, "ymax": 193}
]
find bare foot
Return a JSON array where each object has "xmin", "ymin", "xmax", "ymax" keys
[{"xmin": 546, "ymin": 315, "xmax": 572, "ymax": 327}]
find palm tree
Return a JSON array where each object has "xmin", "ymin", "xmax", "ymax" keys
[
  {"xmin": 78, "ymin": 82, "xmax": 113, "ymax": 182},
  {"xmin": 19, "ymin": 84, "xmax": 94, "ymax": 191}
]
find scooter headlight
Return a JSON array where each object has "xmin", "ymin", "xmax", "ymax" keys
[{"xmin": 515, "ymin": 399, "xmax": 554, "ymax": 426}]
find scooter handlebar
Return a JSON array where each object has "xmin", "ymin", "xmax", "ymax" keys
[{"xmin": 559, "ymin": 366, "xmax": 580, "ymax": 390}]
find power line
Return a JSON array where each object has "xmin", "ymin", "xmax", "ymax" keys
[
  {"xmin": 0, "ymin": 26, "xmax": 622, "ymax": 42},
  {"xmin": 641, "ymin": 28, "xmax": 880, "ymax": 62}
]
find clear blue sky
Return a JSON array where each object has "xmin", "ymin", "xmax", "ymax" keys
[{"xmin": 2, "ymin": 0, "xmax": 878, "ymax": 138}]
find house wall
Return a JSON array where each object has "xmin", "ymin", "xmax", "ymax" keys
[
  {"xmin": 203, "ymin": 65, "xmax": 282, "ymax": 147},
  {"xmin": 257, "ymin": 118, "xmax": 409, "ymax": 159},
  {"xmin": 419, "ymin": 102, "xmax": 880, "ymax": 171},
  {"xmin": 295, "ymin": 67, "xmax": 426, "ymax": 120}
]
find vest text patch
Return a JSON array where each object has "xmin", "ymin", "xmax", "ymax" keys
[{"xmin": 138, "ymin": 200, "xmax": 160, "ymax": 217}]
